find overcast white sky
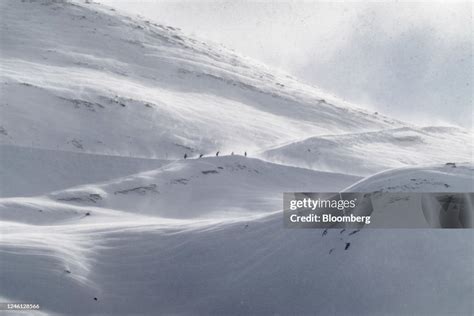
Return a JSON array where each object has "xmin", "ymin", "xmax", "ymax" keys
[{"xmin": 99, "ymin": 0, "xmax": 472, "ymax": 128}]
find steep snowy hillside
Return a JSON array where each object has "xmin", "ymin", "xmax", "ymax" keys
[
  {"xmin": 262, "ymin": 126, "xmax": 473, "ymax": 176},
  {"xmin": 0, "ymin": 0, "xmax": 403, "ymax": 159}
]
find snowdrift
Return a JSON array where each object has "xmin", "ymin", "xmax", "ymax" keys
[
  {"xmin": 345, "ymin": 162, "xmax": 474, "ymax": 193},
  {"xmin": 262, "ymin": 126, "xmax": 473, "ymax": 176},
  {"xmin": 2, "ymin": 156, "xmax": 359, "ymax": 223},
  {"xmin": 342, "ymin": 163, "xmax": 474, "ymax": 228},
  {"xmin": 1, "ymin": 161, "xmax": 473, "ymax": 315}
]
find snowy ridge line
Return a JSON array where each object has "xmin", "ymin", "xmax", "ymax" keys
[
  {"xmin": 71, "ymin": 0, "xmax": 360, "ymax": 111},
  {"xmin": 261, "ymin": 127, "xmax": 473, "ymax": 175},
  {"xmin": 1, "ymin": 155, "xmax": 358, "ymax": 218}
]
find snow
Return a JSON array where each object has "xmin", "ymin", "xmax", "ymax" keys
[
  {"xmin": 343, "ymin": 163, "xmax": 474, "ymax": 228},
  {"xmin": 0, "ymin": 0, "xmax": 404, "ymax": 160},
  {"xmin": 45, "ymin": 156, "xmax": 358, "ymax": 218},
  {"xmin": 1, "ymin": 196, "xmax": 472, "ymax": 315},
  {"xmin": 262, "ymin": 126, "xmax": 473, "ymax": 176},
  {"xmin": 345, "ymin": 162, "xmax": 474, "ymax": 193},
  {"xmin": 0, "ymin": 145, "xmax": 168, "ymax": 197},
  {"xmin": 0, "ymin": 0, "xmax": 473, "ymax": 315}
]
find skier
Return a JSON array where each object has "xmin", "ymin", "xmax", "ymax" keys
[
  {"xmin": 199, "ymin": 154, "xmax": 204, "ymax": 158},
  {"xmin": 244, "ymin": 151, "xmax": 247, "ymax": 157},
  {"xmin": 184, "ymin": 153, "xmax": 187, "ymax": 159},
  {"xmin": 216, "ymin": 151, "xmax": 219, "ymax": 157},
  {"xmin": 231, "ymin": 152, "xmax": 234, "ymax": 155}
]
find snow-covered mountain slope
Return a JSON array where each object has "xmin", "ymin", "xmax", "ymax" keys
[
  {"xmin": 0, "ymin": 155, "xmax": 359, "ymax": 313},
  {"xmin": 261, "ymin": 126, "xmax": 473, "ymax": 176},
  {"xmin": 0, "ymin": 145, "xmax": 169, "ymax": 197},
  {"xmin": 1, "ymin": 1, "xmax": 473, "ymax": 315},
  {"xmin": 341, "ymin": 163, "xmax": 474, "ymax": 228},
  {"xmin": 345, "ymin": 162, "xmax": 474, "ymax": 193},
  {"xmin": 1, "ymin": 161, "xmax": 472, "ymax": 315},
  {"xmin": 2, "ymin": 218, "xmax": 473, "ymax": 315},
  {"xmin": 1, "ymin": 156, "xmax": 359, "ymax": 223},
  {"xmin": 1, "ymin": 0, "xmax": 471, "ymax": 173},
  {"xmin": 0, "ymin": 0, "xmax": 405, "ymax": 160}
]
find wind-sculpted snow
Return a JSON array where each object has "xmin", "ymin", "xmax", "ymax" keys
[
  {"xmin": 341, "ymin": 164, "xmax": 474, "ymax": 228},
  {"xmin": 0, "ymin": 222, "xmax": 471, "ymax": 315},
  {"xmin": 0, "ymin": 1, "xmax": 473, "ymax": 314},
  {"xmin": 0, "ymin": 155, "xmax": 360, "ymax": 314},
  {"xmin": 345, "ymin": 162, "xmax": 474, "ymax": 193},
  {"xmin": 1, "ymin": 0, "xmax": 469, "ymax": 170},
  {"xmin": 0, "ymin": 0, "xmax": 404, "ymax": 160},
  {"xmin": 262, "ymin": 127, "xmax": 473, "ymax": 176},
  {"xmin": 45, "ymin": 156, "xmax": 359, "ymax": 218},
  {"xmin": 1, "ymin": 158, "xmax": 473, "ymax": 315}
]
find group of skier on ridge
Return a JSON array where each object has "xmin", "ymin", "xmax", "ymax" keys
[{"xmin": 183, "ymin": 151, "xmax": 247, "ymax": 159}]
